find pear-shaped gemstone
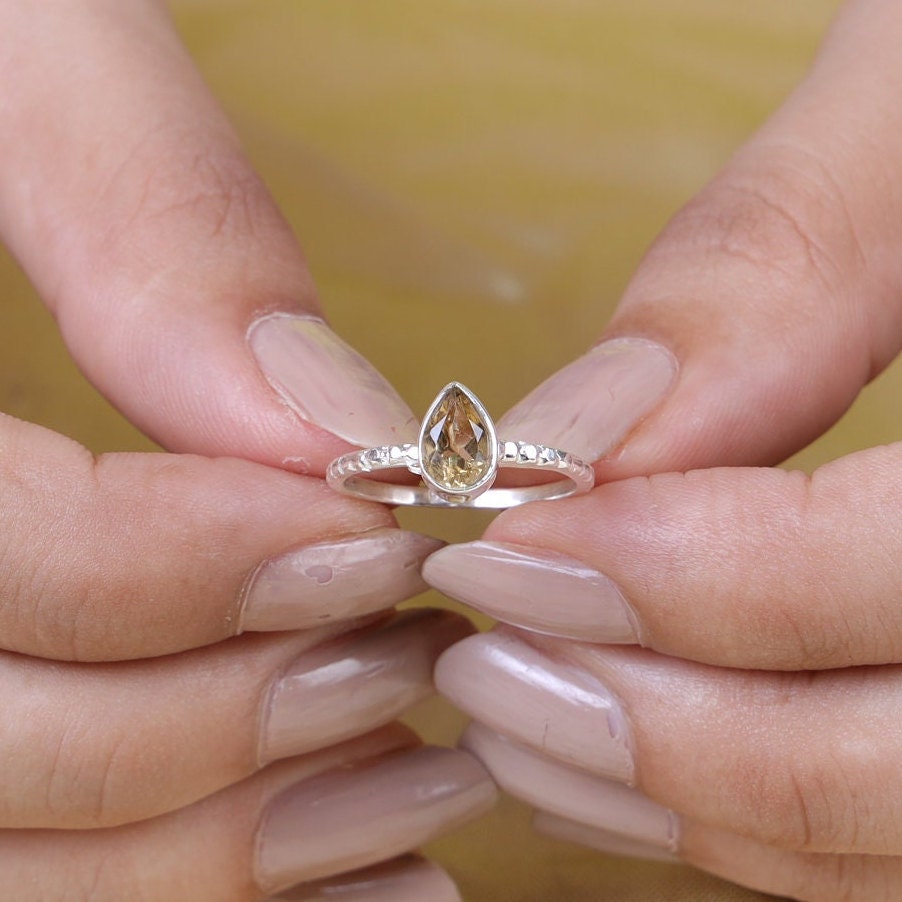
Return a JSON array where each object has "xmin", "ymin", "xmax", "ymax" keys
[{"xmin": 421, "ymin": 384, "xmax": 493, "ymax": 491}]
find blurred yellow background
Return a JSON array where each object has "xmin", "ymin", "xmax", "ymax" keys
[{"xmin": 3, "ymin": 0, "xmax": 897, "ymax": 898}]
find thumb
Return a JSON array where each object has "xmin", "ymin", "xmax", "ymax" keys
[
  {"xmin": 0, "ymin": 0, "xmax": 415, "ymax": 472},
  {"xmin": 497, "ymin": 0, "xmax": 902, "ymax": 479}
]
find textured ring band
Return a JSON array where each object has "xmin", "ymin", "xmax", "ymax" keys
[{"xmin": 326, "ymin": 382, "xmax": 594, "ymax": 509}]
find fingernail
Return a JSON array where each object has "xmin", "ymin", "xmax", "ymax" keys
[
  {"xmin": 241, "ymin": 529, "xmax": 444, "ymax": 632},
  {"xmin": 533, "ymin": 811, "xmax": 679, "ymax": 864},
  {"xmin": 255, "ymin": 746, "xmax": 497, "ymax": 892},
  {"xmin": 424, "ymin": 541, "xmax": 639, "ymax": 643},
  {"xmin": 280, "ymin": 724, "xmax": 421, "ymax": 788},
  {"xmin": 249, "ymin": 313, "xmax": 418, "ymax": 447},
  {"xmin": 462, "ymin": 723, "xmax": 677, "ymax": 854},
  {"xmin": 259, "ymin": 609, "xmax": 474, "ymax": 764},
  {"xmin": 497, "ymin": 338, "xmax": 677, "ymax": 462},
  {"xmin": 269, "ymin": 855, "xmax": 461, "ymax": 901},
  {"xmin": 435, "ymin": 631, "xmax": 634, "ymax": 783}
]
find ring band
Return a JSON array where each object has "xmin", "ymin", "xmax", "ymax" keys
[{"xmin": 327, "ymin": 382, "xmax": 594, "ymax": 509}]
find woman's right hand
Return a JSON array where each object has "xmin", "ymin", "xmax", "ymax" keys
[{"xmin": 428, "ymin": 1, "xmax": 902, "ymax": 899}]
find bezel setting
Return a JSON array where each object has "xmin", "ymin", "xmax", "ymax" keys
[
  {"xmin": 416, "ymin": 382, "xmax": 499, "ymax": 504},
  {"xmin": 326, "ymin": 381, "xmax": 594, "ymax": 509}
]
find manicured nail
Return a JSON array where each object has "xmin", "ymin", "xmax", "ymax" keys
[
  {"xmin": 281, "ymin": 724, "xmax": 421, "ymax": 788},
  {"xmin": 241, "ymin": 529, "xmax": 444, "ymax": 632},
  {"xmin": 497, "ymin": 338, "xmax": 677, "ymax": 462},
  {"xmin": 462, "ymin": 723, "xmax": 677, "ymax": 854},
  {"xmin": 269, "ymin": 855, "xmax": 461, "ymax": 901},
  {"xmin": 259, "ymin": 609, "xmax": 474, "ymax": 764},
  {"xmin": 424, "ymin": 541, "xmax": 639, "ymax": 643},
  {"xmin": 255, "ymin": 746, "xmax": 497, "ymax": 892},
  {"xmin": 533, "ymin": 812, "xmax": 679, "ymax": 864},
  {"xmin": 249, "ymin": 313, "xmax": 418, "ymax": 447},
  {"xmin": 435, "ymin": 631, "xmax": 634, "ymax": 783}
]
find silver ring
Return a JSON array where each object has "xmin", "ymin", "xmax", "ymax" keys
[{"xmin": 326, "ymin": 382, "xmax": 595, "ymax": 509}]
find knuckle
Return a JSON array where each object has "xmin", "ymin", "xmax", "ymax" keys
[
  {"xmin": 709, "ymin": 178, "xmax": 833, "ymax": 285},
  {"xmin": 664, "ymin": 145, "xmax": 862, "ymax": 321},
  {"xmin": 80, "ymin": 850, "xmax": 117, "ymax": 902},
  {"xmin": 42, "ymin": 709, "xmax": 139, "ymax": 829},
  {"xmin": 750, "ymin": 750, "xmax": 861, "ymax": 852},
  {"xmin": 90, "ymin": 732, "xmax": 132, "ymax": 827},
  {"xmin": 154, "ymin": 152, "xmax": 267, "ymax": 241},
  {"xmin": 767, "ymin": 600, "xmax": 843, "ymax": 670},
  {"xmin": 76, "ymin": 849, "xmax": 158, "ymax": 902},
  {"xmin": 797, "ymin": 855, "xmax": 897, "ymax": 902},
  {"xmin": 754, "ymin": 580, "xmax": 878, "ymax": 671},
  {"xmin": 136, "ymin": 151, "xmax": 265, "ymax": 242},
  {"xmin": 0, "ymin": 432, "xmax": 100, "ymax": 660},
  {"xmin": 96, "ymin": 127, "xmax": 274, "ymax": 254},
  {"xmin": 826, "ymin": 859, "xmax": 885, "ymax": 902},
  {"xmin": 718, "ymin": 469, "xmax": 860, "ymax": 671}
]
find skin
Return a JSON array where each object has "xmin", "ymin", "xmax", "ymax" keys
[
  {"xmin": 0, "ymin": 0, "xmax": 483, "ymax": 897},
  {"xmin": 434, "ymin": 0, "xmax": 902, "ymax": 899},
  {"xmin": 6, "ymin": 1, "xmax": 902, "ymax": 901}
]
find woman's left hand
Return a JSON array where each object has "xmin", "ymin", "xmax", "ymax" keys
[{"xmin": 0, "ymin": 3, "xmax": 494, "ymax": 898}]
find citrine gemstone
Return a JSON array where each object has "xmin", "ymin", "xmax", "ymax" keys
[{"xmin": 421, "ymin": 385, "xmax": 493, "ymax": 491}]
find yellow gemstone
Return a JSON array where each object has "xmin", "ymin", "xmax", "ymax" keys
[{"xmin": 421, "ymin": 385, "xmax": 492, "ymax": 491}]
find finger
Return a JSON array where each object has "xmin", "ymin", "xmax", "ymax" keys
[
  {"xmin": 470, "ymin": 723, "xmax": 902, "ymax": 902},
  {"xmin": 524, "ymin": 748, "xmax": 902, "ymax": 902},
  {"xmin": 680, "ymin": 822, "xmax": 902, "ymax": 902},
  {"xmin": 0, "ymin": 727, "xmax": 496, "ymax": 901},
  {"xmin": 536, "ymin": 801, "xmax": 902, "ymax": 902},
  {"xmin": 0, "ymin": 413, "xmax": 445, "ymax": 661},
  {"xmin": 495, "ymin": 0, "xmax": 902, "ymax": 478},
  {"xmin": 269, "ymin": 855, "xmax": 462, "ymax": 902},
  {"xmin": 0, "ymin": 0, "xmax": 415, "ymax": 469},
  {"xmin": 426, "ymin": 442, "xmax": 902, "ymax": 670},
  {"xmin": 0, "ymin": 608, "xmax": 471, "ymax": 828},
  {"xmin": 461, "ymin": 723, "xmax": 679, "ymax": 860},
  {"xmin": 438, "ymin": 631, "xmax": 902, "ymax": 855}
]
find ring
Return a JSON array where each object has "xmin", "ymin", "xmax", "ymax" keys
[{"xmin": 326, "ymin": 382, "xmax": 595, "ymax": 508}]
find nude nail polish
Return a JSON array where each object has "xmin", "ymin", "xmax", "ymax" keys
[
  {"xmin": 462, "ymin": 722, "xmax": 677, "ymax": 853},
  {"xmin": 269, "ymin": 855, "xmax": 461, "ymax": 901},
  {"xmin": 277, "ymin": 724, "xmax": 421, "ymax": 789},
  {"xmin": 255, "ymin": 746, "xmax": 497, "ymax": 892},
  {"xmin": 424, "ymin": 541, "xmax": 639, "ymax": 643},
  {"xmin": 533, "ymin": 811, "xmax": 680, "ymax": 864},
  {"xmin": 435, "ymin": 630, "xmax": 635, "ymax": 783},
  {"xmin": 497, "ymin": 338, "xmax": 677, "ymax": 462},
  {"xmin": 259, "ymin": 609, "xmax": 474, "ymax": 764},
  {"xmin": 241, "ymin": 529, "xmax": 444, "ymax": 632},
  {"xmin": 249, "ymin": 313, "xmax": 418, "ymax": 447}
]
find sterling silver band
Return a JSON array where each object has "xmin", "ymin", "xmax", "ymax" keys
[
  {"xmin": 327, "ymin": 381, "xmax": 594, "ymax": 509},
  {"xmin": 327, "ymin": 440, "xmax": 594, "ymax": 509}
]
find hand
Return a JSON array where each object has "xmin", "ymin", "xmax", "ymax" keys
[
  {"xmin": 0, "ymin": 1, "xmax": 494, "ymax": 898},
  {"xmin": 428, "ymin": 0, "xmax": 902, "ymax": 898}
]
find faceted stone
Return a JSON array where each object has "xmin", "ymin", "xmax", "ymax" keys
[{"xmin": 420, "ymin": 384, "xmax": 492, "ymax": 491}]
